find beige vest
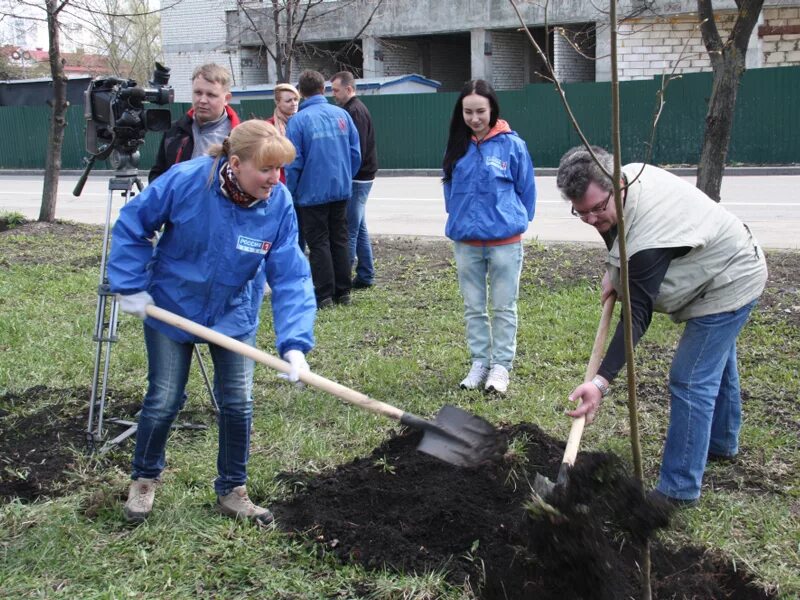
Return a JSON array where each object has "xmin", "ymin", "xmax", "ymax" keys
[{"xmin": 607, "ymin": 165, "xmax": 767, "ymax": 322}]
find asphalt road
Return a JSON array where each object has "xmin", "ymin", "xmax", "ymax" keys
[{"xmin": 1, "ymin": 172, "xmax": 798, "ymax": 249}]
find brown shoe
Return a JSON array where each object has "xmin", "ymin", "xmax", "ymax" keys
[
  {"xmin": 216, "ymin": 485, "xmax": 274, "ymax": 525},
  {"xmin": 124, "ymin": 478, "xmax": 158, "ymax": 522}
]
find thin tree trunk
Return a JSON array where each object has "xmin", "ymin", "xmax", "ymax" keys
[
  {"xmin": 695, "ymin": 0, "xmax": 764, "ymax": 201},
  {"xmin": 40, "ymin": 0, "xmax": 69, "ymax": 223}
]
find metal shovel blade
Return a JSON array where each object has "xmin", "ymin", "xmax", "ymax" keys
[
  {"xmin": 413, "ymin": 404, "xmax": 506, "ymax": 468},
  {"xmin": 533, "ymin": 472, "xmax": 557, "ymax": 499},
  {"xmin": 533, "ymin": 461, "xmax": 569, "ymax": 500}
]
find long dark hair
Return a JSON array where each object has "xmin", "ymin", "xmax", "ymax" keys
[{"xmin": 442, "ymin": 79, "xmax": 500, "ymax": 182}]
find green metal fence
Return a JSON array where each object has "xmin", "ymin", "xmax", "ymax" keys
[{"xmin": 1, "ymin": 66, "xmax": 797, "ymax": 170}]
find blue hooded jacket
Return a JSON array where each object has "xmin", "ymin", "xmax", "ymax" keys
[
  {"xmin": 443, "ymin": 120, "xmax": 536, "ymax": 242},
  {"xmin": 108, "ymin": 156, "xmax": 316, "ymax": 356},
  {"xmin": 285, "ymin": 94, "xmax": 361, "ymax": 207}
]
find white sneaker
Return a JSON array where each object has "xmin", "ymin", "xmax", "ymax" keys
[
  {"xmin": 485, "ymin": 364, "xmax": 510, "ymax": 394},
  {"xmin": 460, "ymin": 361, "xmax": 489, "ymax": 390}
]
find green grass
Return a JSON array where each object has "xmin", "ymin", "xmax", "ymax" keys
[{"xmin": 1, "ymin": 225, "xmax": 798, "ymax": 599}]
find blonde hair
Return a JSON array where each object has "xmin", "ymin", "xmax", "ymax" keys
[
  {"xmin": 273, "ymin": 83, "xmax": 300, "ymax": 102},
  {"xmin": 207, "ymin": 120, "xmax": 296, "ymax": 186},
  {"xmin": 192, "ymin": 63, "xmax": 232, "ymax": 91}
]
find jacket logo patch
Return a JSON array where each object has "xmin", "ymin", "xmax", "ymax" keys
[
  {"xmin": 237, "ymin": 235, "xmax": 271, "ymax": 254},
  {"xmin": 337, "ymin": 117, "xmax": 347, "ymax": 132},
  {"xmin": 486, "ymin": 157, "xmax": 507, "ymax": 171}
]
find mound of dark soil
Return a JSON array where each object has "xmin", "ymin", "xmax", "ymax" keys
[{"xmin": 273, "ymin": 425, "xmax": 774, "ymax": 600}]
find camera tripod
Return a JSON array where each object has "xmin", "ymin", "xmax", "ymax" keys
[{"xmin": 82, "ymin": 149, "xmax": 219, "ymax": 454}]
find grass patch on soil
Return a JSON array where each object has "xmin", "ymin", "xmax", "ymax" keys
[{"xmin": 1, "ymin": 222, "xmax": 798, "ymax": 598}]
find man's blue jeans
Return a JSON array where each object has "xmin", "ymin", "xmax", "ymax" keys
[
  {"xmin": 133, "ymin": 324, "xmax": 255, "ymax": 496},
  {"xmin": 453, "ymin": 241, "xmax": 524, "ymax": 370},
  {"xmin": 346, "ymin": 180, "xmax": 374, "ymax": 285},
  {"xmin": 657, "ymin": 299, "xmax": 758, "ymax": 501}
]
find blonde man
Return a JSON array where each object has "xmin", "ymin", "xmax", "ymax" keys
[{"xmin": 149, "ymin": 63, "xmax": 240, "ymax": 182}]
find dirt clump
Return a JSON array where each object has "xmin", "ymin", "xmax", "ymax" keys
[{"xmin": 273, "ymin": 424, "xmax": 774, "ymax": 600}]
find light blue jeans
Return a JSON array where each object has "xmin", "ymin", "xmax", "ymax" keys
[
  {"xmin": 346, "ymin": 180, "xmax": 375, "ymax": 285},
  {"xmin": 453, "ymin": 241, "xmax": 524, "ymax": 370},
  {"xmin": 133, "ymin": 324, "xmax": 256, "ymax": 496},
  {"xmin": 657, "ymin": 299, "xmax": 758, "ymax": 501}
]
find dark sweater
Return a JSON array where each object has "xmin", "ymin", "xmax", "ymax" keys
[{"xmin": 343, "ymin": 96, "xmax": 378, "ymax": 180}]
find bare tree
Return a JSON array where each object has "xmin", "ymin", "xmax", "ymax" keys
[
  {"xmin": 233, "ymin": 0, "xmax": 383, "ymax": 82},
  {"xmin": 0, "ymin": 0, "xmax": 180, "ymax": 222},
  {"xmin": 508, "ymin": 1, "xmax": 665, "ymax": 597},
  {"xmin": 696, "ymin": 0, "xmax": 764, "ymax": 201},
  {"xmin": 78, "ymin": 0, "xmax": 162, "ymax": 84}
]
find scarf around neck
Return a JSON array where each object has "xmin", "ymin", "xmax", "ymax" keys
[
  {"xmin": 220, "ymin": 162, "xmax": 262, "ymax": 208},
  {"xmin": 271, "ymin": 109, "xmax": 289, "ymax": 135}
]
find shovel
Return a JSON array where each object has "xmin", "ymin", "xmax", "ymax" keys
[
  {"xmin": 533, "ymin": 295, "xmax": 615, "ymax": 499},
  {"xmin": 144, "ymin": 305, "xmax": 505, "ymax": 468}
]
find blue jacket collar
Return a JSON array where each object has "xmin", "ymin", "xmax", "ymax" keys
[{"xmin": 299, "ymin": 94, "xmax": 328, "ymax": 110}]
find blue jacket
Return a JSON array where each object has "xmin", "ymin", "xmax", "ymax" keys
[
  {"xmin": 285, "ymin": 94, "xmax": 361, "ymax": 207},
  {"xmin": 108, "ymin": 156, "xmax": 316, "ymax": 356},
  {"xmin": 443, "ymin": 121, "xmax": 536, "ymax": 242}
]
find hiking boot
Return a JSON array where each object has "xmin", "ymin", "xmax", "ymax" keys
[
  {"xmin": 335, "ymin": 294, "xmax": 351, "ymax": 306},
  {"xmin": 317, "ymin": 297, "xmax": 334, "ymax": 310},
  {"xmin": 124, "ymin": 478, "xmax": 158, "ymax": 522},
  {"xmin": 217, "ymin": 485, "xmax": 274, "ymax": 525},
  {"xmin": 460, "ymin": 361, "xmax": 489, "ymax": 390},
  {"xmin": 648, "ymin": 489, "xmax": 699, "ymax": 509},
  {"xmin": 485, "ymin": 365, "xmax": 510, "ymax": 394},
  {"xmin": 352, "ymin": 279, "xmax": 373, "ymax": 290},
  {"xmin": 707, "ymin": 451, "xmax": 737, "ymax": 464}
]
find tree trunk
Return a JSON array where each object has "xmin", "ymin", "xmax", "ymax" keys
[
  {"xmin": 696, "ymin": 53, "xmax": 742, "ymax": 201},
  {"xmin": 40, "ymin": 0, "xmax": 69, "ymax": 223},
  {"xmin": 695, "ymin": 0, "xmax": 764, "ymax": 202}
]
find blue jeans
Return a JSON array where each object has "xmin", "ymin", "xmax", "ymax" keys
[
  {"xmin": 453, "ymin": 241, "xmax": 524, "ymax": 370},
  {"xmin": 346, "ymin": 180, "xmax": 374, "ymax": 285},
  {"xmin": 657, "ymin": 300, "xmax": 757, "ymax": 501},
  {"xmin": 133, "ymin": 324, "xmax": 255, "ymax": 496}
]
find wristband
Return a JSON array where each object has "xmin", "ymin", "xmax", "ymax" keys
[{"xmin": 591, "ymin": 376, "xmax": 610, "ymax": 397}]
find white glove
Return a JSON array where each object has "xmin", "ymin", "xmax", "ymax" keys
[
  {"xmin": 118, "ymin": 291, "xmax": 154, "ymax": 319},
  {"xmin": 281, "ymin": 349, "xmax": 309, "ymax": 384}
]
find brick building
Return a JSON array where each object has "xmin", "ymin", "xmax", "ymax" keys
[{"xmin": 161, "ymin": 0, "xmax": 800, "ymax": 101}]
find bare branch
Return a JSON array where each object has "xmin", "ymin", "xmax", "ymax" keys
[
  {"xmin": 328, "ymin": 0, "xmax": 384, "ymax": 65},
  {"xmin": 508, "ymin": 0, "xmax": 611, "ymax": 180}
]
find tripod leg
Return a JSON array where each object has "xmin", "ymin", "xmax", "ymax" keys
[{"xmin": 194, "ymin": 345, "xmax": 219, "ymax": 415}]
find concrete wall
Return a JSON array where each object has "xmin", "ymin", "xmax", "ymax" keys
[
  {"xmin": 161, "ymin": 0, "xmax": 236, "ymax": 101},
  {"xmin": 161, "ymin": 0, "xmax": 799, "ymax": 97}
]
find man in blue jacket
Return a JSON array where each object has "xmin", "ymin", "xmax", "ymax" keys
[{"xmin": 286, "ymin": 70, "xmax": 361, "ymax": 309}]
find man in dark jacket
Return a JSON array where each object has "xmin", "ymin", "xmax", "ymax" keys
[
  {"xmin": 331, "ymin": 71, "xmax": 378, "ymax": 289},
  {"xmin": 149, "ymin": 64, "xmax": 240, "ymax": 183},
  {"xmin": 285, "ymin": 70, "xmax": 361, "ymax": 309}
]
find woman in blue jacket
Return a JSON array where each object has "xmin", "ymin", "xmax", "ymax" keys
[
  {"xmin": 442, "ymin": 80, "xmax": 536, "ymax": 394},
  {"xmin": 108, "ymin": 120, "xmax": 316, "ymax": 525}
]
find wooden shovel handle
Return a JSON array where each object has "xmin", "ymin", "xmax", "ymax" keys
[
  {"xmin": 561, "ymin": 294, "xmax": 616, "ymax": 467},
  {"xmin": 145, "ymin": 305, "xmax": 405, "ymax": 421}
]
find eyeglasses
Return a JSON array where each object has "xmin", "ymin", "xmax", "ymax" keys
[{"xmin": 571, "ymin": 191, "xmax": 613, "ymax": 219}]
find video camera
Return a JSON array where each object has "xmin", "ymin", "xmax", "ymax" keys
[
  {"xmin": 74, "ymin": 63, "xmax": 174, "ymax": 197},
  {"xmin": 83, "ymin": 62, "xmax": 174, "ymax": 159}
]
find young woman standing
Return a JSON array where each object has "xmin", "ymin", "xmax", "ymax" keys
[{"xmin": 442, "ymin": 80, "xmax": 536, "ymax": 394}]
